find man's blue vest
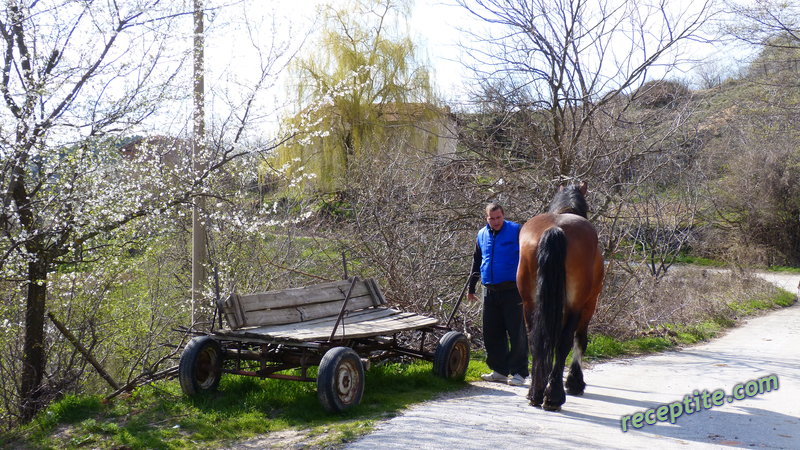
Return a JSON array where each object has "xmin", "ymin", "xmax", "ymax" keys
[{"xmin": 477, "ymin": 220, "xmax": 521, "ymax": 285}]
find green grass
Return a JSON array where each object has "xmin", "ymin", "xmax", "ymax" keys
[
  {"xmin": 672, "ymin": 253, "xmax": 800, "ymax": 273},
  {"xmin": 586, "ymin": 322, "xmax": 721, "ymax": 360},
  {"xmin": 586, "ymin": 287, "xmax": 795, "ymax": 360},
  {"xmin": 728, "ymin": 288, "xmax": 797, "ymax": 314},
  {"xmin": 607, "ymin": 250, "xmax": 727, "ymax": 268},
  {"xmin": 766, "ymin": 265, "xmax": 800, "ymax": 274},
  {"xmin": 465, "ymin": 355, "xmax": 491, "ymax": 381},
  {"xmin": 4, "ymin": 360, "xmax": 470, "ymax": 449},
  {"xmin": 585, "ymin": 334, "xmax": 627, "ymax": 358},
  {"xmin": 672, "ymin": 254, "xmax": 726, "ymax": 267},
  {"xmin": 586, "ymin": 334, "xmax": 675, "ymax": 359},
  {"xmin": 772, "ymin": 289, "xmax": 798, "ymax": 307},
  {"xmin": 612, "ymin": 248, "xmax": 800, "ymax": 272}
]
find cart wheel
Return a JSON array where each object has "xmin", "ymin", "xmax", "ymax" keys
[
  {"xmin": 317, "ymin": 347, "xmax": 365, "ymax": 412},
  {"xmin": 179, "ymin": 336, "xmax": 223, "ymax": 396},
  {"xmin": 433, "ymin": 331, "xmax": 470, "ymax": 380}
]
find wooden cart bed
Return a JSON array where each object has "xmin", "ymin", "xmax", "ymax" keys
[{"xmin": 214, "ymin": 277, "xmax": 439, "ymax": 342}]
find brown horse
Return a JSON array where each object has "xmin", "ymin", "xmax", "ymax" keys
[{"xmin": 517, "ymin": 182, "xmax": 604, "ymax": 411}]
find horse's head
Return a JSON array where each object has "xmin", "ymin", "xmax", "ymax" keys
[{"xmin": 548, "ymin": 182, "xmax": 589, "ymax": 218}]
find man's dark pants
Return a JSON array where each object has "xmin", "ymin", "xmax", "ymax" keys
[{"xmin": 482, "ymin": 285, "xmax": 529, "ymax": 377}]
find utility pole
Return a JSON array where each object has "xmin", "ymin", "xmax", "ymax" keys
[{"xmin": 192, "ymin": 0, "xmax": 207, "ymax": 326}]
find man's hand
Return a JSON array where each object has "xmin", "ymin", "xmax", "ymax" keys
[{"xmin": 467, "ymin": 293, "xmax": 479, "ymax": 303}]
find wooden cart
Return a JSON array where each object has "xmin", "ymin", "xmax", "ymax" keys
[{"xmin": 178, "ymin": 276, "xmax": 470, "ymax": 412}]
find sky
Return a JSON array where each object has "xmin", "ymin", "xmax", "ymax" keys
[
  {"xmin": 191, "ymin": 0, "xmax": 479, "ymax": 137},
  {"xmin": 192, "ymin": 0, "xmax": 758, "ymax": 137},
  {"xmin": 202, "ymin": 1, "xmax": 479, "ymax": 107}
]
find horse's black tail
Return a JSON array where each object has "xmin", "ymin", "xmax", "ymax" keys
[{"xmin": 534, "ymin": 226, "xmax": 567, "ymax": 373}]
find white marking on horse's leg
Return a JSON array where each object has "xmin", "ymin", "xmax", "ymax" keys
[{"xmin": 572, "ymin": 340, "xmax": 583, "ymax": 367}]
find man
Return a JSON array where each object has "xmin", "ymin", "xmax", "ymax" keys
[{"xmin": 468, "ymin": 202, "xmax": 529, "ymax": 386}]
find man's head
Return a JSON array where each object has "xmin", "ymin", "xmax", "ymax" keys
[{"xmin": 485, "ymin": 203, "xmax": 505, "ymax": 231}]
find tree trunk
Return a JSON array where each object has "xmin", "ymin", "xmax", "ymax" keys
[{"xmin": 20, "ymin": 259, "xmax": 48, "ymax": 422}]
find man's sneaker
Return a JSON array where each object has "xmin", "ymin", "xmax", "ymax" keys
[
  {"xmin": 507, "ymin": 374, "xmax": 526, "ymax": 386},
  {"xmin": 480, "ymin": 371, "xmax": 507, "ymax": 383}
]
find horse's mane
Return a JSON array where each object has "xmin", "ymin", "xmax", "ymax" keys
[{"xmin": 548, "ymin": 184, "xmax": 588, "ymax": 218}]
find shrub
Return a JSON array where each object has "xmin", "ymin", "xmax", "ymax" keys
[{"xmin": 633, "ymin": 79, "xmax": 692, "ymax": 109}]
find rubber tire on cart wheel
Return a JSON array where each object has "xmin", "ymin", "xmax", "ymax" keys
[
  {"xmin": 433, "ymin": 331, "xmax": 470, "ymax": 380},
  {"xmin": 317, "ymin": 347, "xmax": 365, "ymax": 412},
  {"xmin": 179, "ymin": 336, "xmax": 223, "ymax": 396}
]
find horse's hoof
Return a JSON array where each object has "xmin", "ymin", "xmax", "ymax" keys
[
  {"xmin": 565, "ymin": 385, "xmax": 585, "ymax": 396},
  {"xmin": 542, "ymin": 402, "xmax": 562, "ymax": 412},
  {"xmin": 542, "ymin": 392, "xmax": 565, "ymax": 411},
  {"xmin": 528, "ymin": 394, "xmax": 543, "ymax": 408},
  {"xmin": 565, "ymin": 375, "xmax": 586, "ymax": 396}
]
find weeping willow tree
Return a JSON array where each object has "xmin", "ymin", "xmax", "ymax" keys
[{"xmin": 274, "ymin": 0, "xmax": 438, "ymax": 191}]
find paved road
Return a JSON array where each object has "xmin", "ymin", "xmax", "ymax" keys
[{"xmin": 348, "ymin": 273, "xmax": 800, "ymax": 449}]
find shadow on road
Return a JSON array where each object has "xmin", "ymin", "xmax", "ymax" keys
[{"xmin": 617, "ymin": 405, "xmax": 798, "ymax": 447}]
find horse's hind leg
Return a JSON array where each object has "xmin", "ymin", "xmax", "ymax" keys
[
  {"xmin": 543, "ymin": 313, "xmax": 579, "ymax": 411},
  {"xmin": 565, "ymin": 324, "xmax": 588, "ymax": 395},
  {"xmin": 527, "ymin": 314, "xmax": 547, "ymax": 407},
  {"xmin": 528, "ymin": 356, "xmax": 546, "ymax": 407}
]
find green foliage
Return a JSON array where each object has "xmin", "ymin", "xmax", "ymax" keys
[
  {"xmin": 32, "ymin": 395, "xmax": 103, "ymax": 431},
  {"xmin": 586, "ymin": 329, "xmax": 696, "ymax": 359},
  {"xmin": 8, "ymin": 359, "xmax": 467, "ymax": 449},
  {"xmin": 47, "ymin": 233, "xmax": 190, "ymax": 393},
  {"xmin": 358, "ymin": 361, "xmax": 466, "ymax": 413},
  {"xmin": 729, "ymin": 298, "xmax": 771, "ymax": 315},
  {"xmin": 465, "ymin": 359, "xmax": 491, "ymax": 382},
  {"xmin": 275, "ymin": 0, "xmax": 436, "ymax": 190},
  {"xmin": 746, "ymin": 34, "xmax": 800, "ymax": 83}
]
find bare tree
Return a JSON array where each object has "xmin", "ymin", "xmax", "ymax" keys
[
  {"xmin": 622, "ymin": 181, "xmax": 703, "ymax": 278},
  {"xmin": 708, "ymin": 96, "xmax": 800, "ymax": 266},
  {"xmin": 724, "ymin": 0, "xmax": 800, "ymax": 48},
  {"xmin": 456, "ymin": 0, "xmax": 717, "ymax": 183},
  {"xmin": 333, "ymin": 137, "xmax": 487, "ymax": 339}
]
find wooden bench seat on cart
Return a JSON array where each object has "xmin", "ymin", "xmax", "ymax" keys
[{"xmin": 214, "ymin": 277, "xmax": 439, "ymax": 342}]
